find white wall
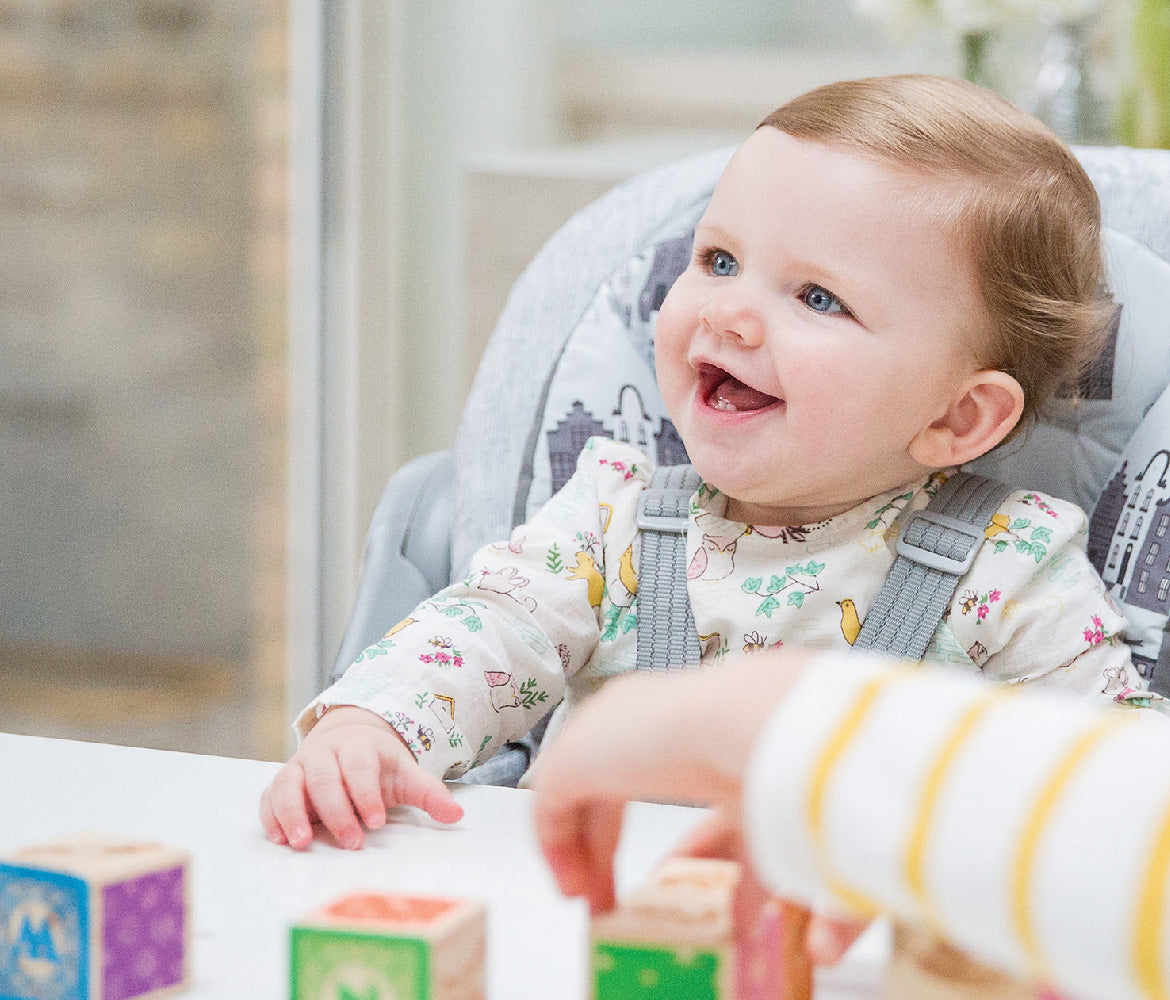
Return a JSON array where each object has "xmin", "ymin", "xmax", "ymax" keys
[
  {"xmin": 553, "ymin": 0, "xmax": 878, "ymax": 49},
  {"xmin": 396, "ymin": 2, "xmax": 563, "ymax": 459}
]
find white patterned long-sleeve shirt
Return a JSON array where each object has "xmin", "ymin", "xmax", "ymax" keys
[{"xmin": 298, "ymin": 437, "xmax": 1142, "ymax": 780}]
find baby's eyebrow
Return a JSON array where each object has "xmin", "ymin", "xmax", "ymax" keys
[{"xmin": 693, "ymin": 223, "xmax": 737, "ymax": 248}]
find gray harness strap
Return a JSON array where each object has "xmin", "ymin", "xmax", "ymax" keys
[
  {"xmin": 854, "ymin": 470, "xmax": 1013, "ymax": 659},
  {"xmin": 635, "ymin": 464, "xmax": 703, "ymax": 670},
  {"xmin": 636, "ymin": 466, "xmax": 1010, "ymax": 668}
]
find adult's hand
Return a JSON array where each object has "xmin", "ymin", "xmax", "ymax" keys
[{"xmin": 531, "ymin": 650, "xmax": 812, "ymax": 913}]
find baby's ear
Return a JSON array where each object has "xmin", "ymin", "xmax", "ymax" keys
[{"xmin": 909, "ymin": 371, "xmax": 1025, "ymax": 469}]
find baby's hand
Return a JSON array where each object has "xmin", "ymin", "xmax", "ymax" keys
[{"xmin": 258, "ymin": 706, "xmax": 464, "ymax": 850}]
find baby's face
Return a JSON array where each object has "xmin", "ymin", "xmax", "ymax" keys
[{"xmin": 655, "ymin": 128, "xmax": 987, "ymax": 527}]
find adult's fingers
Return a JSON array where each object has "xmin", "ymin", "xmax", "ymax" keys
[
  {"xmin": 580, "ymin": 801, "xmax": 624, "ymax": 914},
  {"xmin": 534, "ymin": 793, "xmax": 624, "ymax": 913},
  {"xmin": 673, "ymin": 810, "xmax": 744, "ymax": 862},
  {"xmin": 534, "ymin": 794, "xmax": 589, "ymax": 896},
  {"xmin": 805, "ymin": 913, "xmax": 871, "ymax": 966}
]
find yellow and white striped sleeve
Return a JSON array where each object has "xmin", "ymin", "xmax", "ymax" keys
[{"xmin": 743, "ymin": 653, "xmax": 1170, "ymax": 1000}]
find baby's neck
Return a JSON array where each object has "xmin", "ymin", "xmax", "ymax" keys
[
  {"xmin": 723, "ymin": 495, "xmax": 863, "ymax": 529},
  {"xmin": 722, "ymin": 469, "xmax": 941, "ymax": 528}
]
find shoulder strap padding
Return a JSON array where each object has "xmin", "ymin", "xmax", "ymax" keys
[
  {"xmin": 636, "ymin": 464, "xmax": 703, "ymax": 670},
  {"xmin": 854, "ymin": 471, "xmax": 1013, "ymax": 660}
]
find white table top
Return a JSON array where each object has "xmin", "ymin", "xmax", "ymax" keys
[{"xmin": 0, "ymin": 732, "xmax": 885, "ymax": 998}]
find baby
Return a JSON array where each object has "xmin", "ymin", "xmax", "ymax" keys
[{"xmin": 260, "ymin": 74, "xmax": 1139, "ymax": 855}]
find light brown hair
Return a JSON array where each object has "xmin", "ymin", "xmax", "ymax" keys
[{"xmin": 759, "ymin": 74, "xmax": 1114, "ymax": 441}]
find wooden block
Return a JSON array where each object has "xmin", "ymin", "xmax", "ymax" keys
[
  {"xmin": 590, "ymin": 857, "xmax": 812, "ymax": 1000},
  {"xmin": 290, "ymin": 892, "xmax": 485, "ymax": 1000},
  {"xmin": 737, "ymin": 898, "xmax": 813, "ymax": 1000},
  {"xmin": 883, "ymin": 924, "xmax": 1039, "ymax": 1000},
  {"xmin": 0, "ymin": 834, "xmax": 191, "ymax": 1000}
]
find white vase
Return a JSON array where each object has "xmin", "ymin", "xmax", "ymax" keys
[{"xmin": 1026, "ymin": 17, "xmax": 1107, "ymax": 144}]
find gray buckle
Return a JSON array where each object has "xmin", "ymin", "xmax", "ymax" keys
[
  {"xmin": 636, "ymin": 490, "xmax": 690, "ymax": 534},
  {"xmin": 895, "ymin": 510, "xmax": 984, "ymax": 575}
]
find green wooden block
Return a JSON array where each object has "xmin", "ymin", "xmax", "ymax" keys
[
  {"xmin": 289, "ymin": 893, "xmax": 484, "ymax": 1000},
  {"xmin": 590, "ymin": 858, "xmax": 739, "ymax": 1000},
  {"xmin": 593, "ymin": 941, "xmax": 722, "ymax": 1000}
]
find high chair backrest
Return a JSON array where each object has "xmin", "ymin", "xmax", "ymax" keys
[{"xmin": 448, "ymin": 142, "xmax": 1170, "ymax": 690}]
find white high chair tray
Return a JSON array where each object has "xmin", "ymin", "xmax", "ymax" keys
[{"xmin": 0, "ymin": 732, "xmax": 886, "ymax": 998}]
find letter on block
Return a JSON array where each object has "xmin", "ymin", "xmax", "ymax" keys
[
  {"xmin": 0, "ymin": 835, "xmax": 190, "ymax": 1000},
  {"xmin": 290, "ymin": 892, "xmax": 486, "ymax": 1000},
  {"xmin": 590, "ymin": 857, "xmax": 812, "ymax": 1000}
]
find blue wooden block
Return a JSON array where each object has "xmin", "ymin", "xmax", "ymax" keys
[
  {"xmin": 0, "ymin": 862, "xmax": 89, "ymax": 1000},
  {"xmin": 0, "ymin": 836, "xmax": 190, "ymax": 1000}
]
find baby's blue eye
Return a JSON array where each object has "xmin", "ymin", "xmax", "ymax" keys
[
  {"xmin": 710, "ymin": 249, "xmax": 738, "ymax": 277},
  {"xmin": 801, "ymin": 284, "xmax": 846, "ymax": 315}
]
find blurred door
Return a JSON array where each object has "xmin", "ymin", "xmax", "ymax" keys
[{"xmin": 0, "ymin": 0, "xmax": 287, "ymax": 759}]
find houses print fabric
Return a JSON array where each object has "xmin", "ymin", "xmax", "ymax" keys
[
  {"xmin": 519, "ymin": 233, "xmax": 693, "ymax": 521},
  {"xmin": 300, "ymin": 438, "xmax": 1141, "ymax": 783},
  {"xmin": 1087, "ymin": 378, "xmax": 1170, "ymax": 691}
]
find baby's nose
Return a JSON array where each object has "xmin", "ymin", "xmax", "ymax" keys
[{"xmin": 699, "ymin": 289, "xmax": 766, "ymax": 346}]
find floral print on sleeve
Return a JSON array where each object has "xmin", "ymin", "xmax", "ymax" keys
[{"xmin": 296, "ymin": 436, "xmax": 654, "ymax": 780}]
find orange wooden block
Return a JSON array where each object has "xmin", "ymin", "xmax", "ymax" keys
[{"xmin": 290, "ymin": 891, "xmax": 485, "ymax": 1000}]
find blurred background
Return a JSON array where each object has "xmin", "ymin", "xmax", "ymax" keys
[{"xmin": 0, "ymin": 0, "xmax": 1165, "ymax": 761}]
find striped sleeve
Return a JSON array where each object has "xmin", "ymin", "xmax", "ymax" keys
[{"xmin": 742, "ymin": 653, "xmax": 1170, "ymax": 1000}]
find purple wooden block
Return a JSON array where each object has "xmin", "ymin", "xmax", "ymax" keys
[{"xmin": 101, "ymin": 866, "xmax": 186, "ymax": 1000}]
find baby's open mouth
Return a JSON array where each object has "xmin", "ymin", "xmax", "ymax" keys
[{"xmin": 698, "ymin": 364, "xmax": 781, "ymax": 413}]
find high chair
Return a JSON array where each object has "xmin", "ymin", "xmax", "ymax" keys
[{"xmin": 330, "ymin": 141, "xmax": 1170, "ymax": 786}]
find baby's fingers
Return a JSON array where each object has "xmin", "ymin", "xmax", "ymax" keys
[
  {"xmin": 301, "ymin": 751, "xmax": 367, "ymax": 850},
  {"xmin": 382, "ymin": 757, "xmax": 464, "ymax": 825},
  {"xmin": 336, "ymin": 741, "xmax": 390, "ymax": 832},
  {"xmin": 264, "ymin": 762, "xmax": 317, "ymax": 850},
  {"xmin": 257, "ymin": 787, "xmax": 287, "ymax": 845}
]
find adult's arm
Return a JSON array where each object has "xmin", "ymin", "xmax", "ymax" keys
[{"xmin": 744, "ymin": 652, "xmax": 1170, "ymax": 1000}]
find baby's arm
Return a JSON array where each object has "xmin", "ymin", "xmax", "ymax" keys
[
  {"xmin": 261, "ymin": 438, "xmax": 651, "ymax": 847},
  {"xmin": 260, "ymin": 520, "xmax": 584, "ymax": 849},
  {"xmin": 259, "ymin": 706, "xmax": 463, "ymax": 850},
  {"xmin": 297, "ymin": 439, "xmax": 649, "ymax": 782}
]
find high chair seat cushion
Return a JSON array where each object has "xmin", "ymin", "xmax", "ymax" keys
[
  {"xmin": 1087, "ymin": 378, "xmax": 1170, "ymax": 684},
  {"xmin": 515, "ymin": 231, "xmax": 693, "ymax": 525},
  {"xmin": 972, "ymin": 227, "xmax": 1170, "ymax": 513},
  {"xmin": 1075, "ymin": 145, "xmax": 1170, "ymax": 260}
]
